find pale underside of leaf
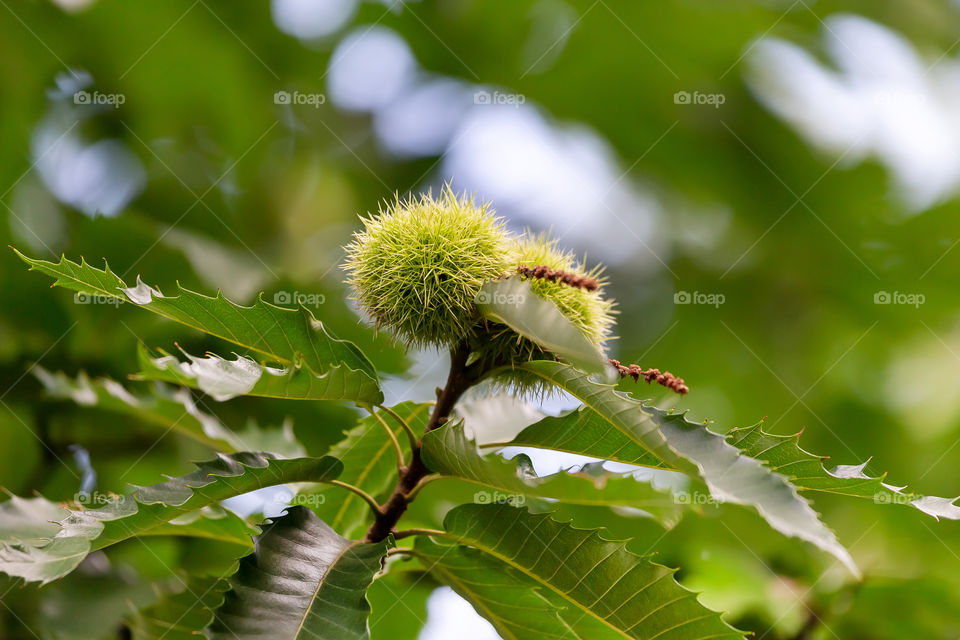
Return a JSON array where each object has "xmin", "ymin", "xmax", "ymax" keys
[
  {"xmin": 0, "ymin": 453, "xmax": 342, "ymax": 584},
  {"xmin": 478, "ymin": 278, "xmax": 607, "ymax": 375},
  {"xmin": 33, "ymin": 366, "xmax": 304, "ymax": 456},
  {"xmin": 514, "ymin": 362, "xmax": 859, "ymax": 577},
  {"xmin": 649, "ymin": 408, "xmax": 859, "ymax": 577},
  {"xmin": 516, "ymin": 400, "xmax": 960, "ymax": 525},
  {"xmin": 727, "ymin": 422, "xmax": 960, "ymax": 520},
  {"xmin": 422, "ymin": 422, "xmax": 685, "ymax": 524},
  {"xmin": 0, "ymin": 495, "xmax": 67, "ymax": 543},
  {"xmin": 135, "ymin": 344, "xmax": 382, "ymax": 404},
  {"xmin": 14, "ymin": 249, "xmax": 382, "ymax": 401},
  {"xmin": 0, "ymin": 501, "xmax": 252, "ymax": 586}
]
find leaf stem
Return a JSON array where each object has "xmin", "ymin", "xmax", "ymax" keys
[
  {"xmin": 477, "ymin": 441, "xmax": 513, "ymax": 450},
  {"xmin": 406, "ymin": 474, "xmax": 441, "ymax": 500},
  {"xmin": 365, "ymin": 405, "xmax": 407, "ymax": 470},
  {"xmin": 392, "ymin": 528, "xmax": 447, "ymax": 540},
  {"xmin": 329, "ymin": 480, "xmax": 382, "ymax": 515},
  {"xmin": 378, "ymin": 404, "xmax": 420, "ymax": 452}
]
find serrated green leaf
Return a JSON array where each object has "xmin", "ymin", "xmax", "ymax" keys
[
  {"xmin": 413, "ymin": 537, "xmax": 578, "ymax": 639},
  {"xmin": 424, "ymin": 503, "xmax": 744, "ymax": 639},
  {"xmin": 135, "ymin": 344, "xmax": 383, "ymax": 404},
  {"xmin": 507, "ymin": 404, "xmax": 671, "ymax": 469},
  {"xmin": 0, "ymin": 453, "xmax": 341, "ymax": 584},
  {"xmin": 650, "ymin": 406, "xmax": 859, "ymax": 576},
  {"xmin": 0, "ymin": 500, "xmax": 251, "ymax": 587},
  {"xmin": 516, "ymin": 394, "xmax": 960, "ymax": 521},
  {"xmin": 306, "ymin": 402, "xmax": 431, "ymax": 538},
  {"xmin": 478, "ymin": 278, "xmax": 606, "ymax": 374},
  {"xmin": 514, "ymin": 361, "xmax": 859, "ymax": 576},
  {"xmin": 513, "ymin": 361, "xmax": 696, "ymax": 472},
  {"xmin": 14, "ymin": 249, "xmax": 381, "ymax": 399},
  {"xmin": 33, "ymin": 564, "xmax": 161, "ymax": 640},
  {"xmin": 209, "ymin": 506, "xmax": 391, "ymax": 640},
  {"xmin": 727, "ymin": 421, "xmax": 960, "ymax": 519},
  {"xmin": 422, "ymin": 422, "xmax": 685, "ymax": 523},
  {"xmin": 0, "ymin": 495, "xmax": 66, "ymax": 543},
  {"xmin": 149, "ymin": 506, "xmax": 258, "ymax": 546},
  {"xmin": 368, "ymin": 565, "xmax": 435, "ymax": 640},
  {"xmin": 127, "ymin": 539, "xmax": 252, "ymax": 640},
  {"xmin": 130, "ymin": 572, "xmax": 234, "ymax": 640},
  {"xmin": 33, "ymin": 366, "xmax": 304, "ymax": 456}
]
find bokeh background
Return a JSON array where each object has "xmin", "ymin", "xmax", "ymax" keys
[{"xmin": 2, "ymin": 0, "xmax": 960, "ymax": 638}]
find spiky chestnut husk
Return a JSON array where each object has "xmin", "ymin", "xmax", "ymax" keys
[
  {"xmin": 511, "ymin": 232, "xmax": 614, "ymax": 345},
  {"xmin": 343, "ymin": 188, "xmax": 510, "ymax": 347},
  {"xmin": 471, "ymin": 233, "xmax": 616, "ymax": 391}
]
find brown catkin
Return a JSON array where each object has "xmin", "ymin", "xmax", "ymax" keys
[
  {"xmin": 516, "ymin": 265, "xmax": 599, "ymax": 291},
  {"xmin": 609, "ymin": 359, "xmax": 689, "ymax": 395}
]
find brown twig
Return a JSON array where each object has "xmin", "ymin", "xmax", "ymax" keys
[
  {"xmin": 609, "ymin": 359, "xmax": 689, "ymax": 395},
  {"xmin": 364, "ymin": 341, "xmax": 478, "ymax": 542}
]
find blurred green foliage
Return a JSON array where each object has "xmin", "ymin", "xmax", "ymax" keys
[{"xmin": 3, "ymin": 0, "xmax": 960, "ymax": 637}]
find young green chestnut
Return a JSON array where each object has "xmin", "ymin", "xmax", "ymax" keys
[
  {"xmin": 474, "ymin": 233, "xmax": 616, "ymax": 386},
  {"xmin": 511, "ymin": 232, "xmax": 614, "ymax": 347},
  {"xmin": 343, "ymin": 187, "xmax": 510, "ymax": 347},
  {"xmin": 343, "ymin": 188, "xmax": 615, "ymax": 380}
]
